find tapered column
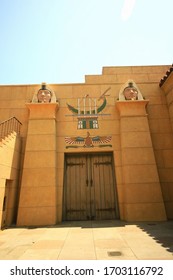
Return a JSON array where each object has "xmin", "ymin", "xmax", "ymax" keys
[
  {"xmin": 116, "ymin": 100, "xmax": 166, "ymax": 221},
  {"xmin": 17, "ymin": 103, "xmax": 59, "ymax": 226}
]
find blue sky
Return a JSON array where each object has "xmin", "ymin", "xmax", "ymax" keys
[{"xmin": 0, "ymin": 0, "xmax": 173, "ymax": 85}]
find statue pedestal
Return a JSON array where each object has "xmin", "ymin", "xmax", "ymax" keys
[
  {"xmin": 116, "ymin": 100, "xmax": 167, "ymax": 221},
  {"xmin": 17, "ymin": 103, "xmax": 59, "ymax": 226}
]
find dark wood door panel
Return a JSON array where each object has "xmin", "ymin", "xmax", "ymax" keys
[{"xmin": 63, "ymin": 153, "xmax": 119, "ymax": 221}]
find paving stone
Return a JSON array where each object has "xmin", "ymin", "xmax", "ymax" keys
[{"xmin": 0, "ymin": 221, "xmax": 173, "ymax": 260}]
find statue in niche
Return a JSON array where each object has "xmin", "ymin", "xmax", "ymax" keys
[
  {"xmin": 118, "ymin": 80, "xmax": 144, "ymax": 101},
  {"xmin": 31, "ymin": 82, "xmax": 57, "ymax": 103}
]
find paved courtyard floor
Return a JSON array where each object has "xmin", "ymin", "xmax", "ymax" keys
[{"xmin": 0, "ymin": 220, "xmax": 173, "ymax": 260}]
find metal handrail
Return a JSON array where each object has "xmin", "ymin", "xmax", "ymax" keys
[{"xmin": 0, "ymin": 117, "xmax": 22, "ymax": 141}]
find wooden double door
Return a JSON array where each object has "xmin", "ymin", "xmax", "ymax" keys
[{"xmin": 63, "ymin": 153, "xmax": 119, "ymax": 221}]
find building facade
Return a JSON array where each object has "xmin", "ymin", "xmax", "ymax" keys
[{"xmin": 0, "ymin": 65, "xmax": 173, "ymax": 228}]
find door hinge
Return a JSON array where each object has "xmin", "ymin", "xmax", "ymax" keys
[
  {"xmin": 67, "ymin": 162, "xmax": 84, "ymax": 167},
  {"xmin": 94, "ymin": 161, "xmax": 112, "ymax": 167}
]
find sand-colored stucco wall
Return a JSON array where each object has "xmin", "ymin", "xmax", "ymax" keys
[
  {"xmin": 0, "ymin": 132, "xmax": 21, "ymax": 228},
  {"xmin": 0, "ymin": 65, "xmax": 172, "ymax": 224},
  {"xmin": 160, "ymin": 71, "xmax": 173, "ymax": 219}
]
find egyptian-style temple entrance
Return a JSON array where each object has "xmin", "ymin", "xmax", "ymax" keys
[
  {"xmin": 2, "ymin": 65, "xmax": 173, "ymax": 229},
  {"xmin": 63, "ymin": 152, "xmax": 119, "ymax": 221}
]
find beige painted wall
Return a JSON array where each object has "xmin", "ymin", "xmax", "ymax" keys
[
  {"xmin": 160, "ymin": 72, "xmax": 173, "ymax": 219},
  {"xmin": 0, "ymin": 65, "xmax": 173, "ymax": 224},
  {"xmin": 0, "ymin": 132, "xmax": 21, "ymax": 228}
]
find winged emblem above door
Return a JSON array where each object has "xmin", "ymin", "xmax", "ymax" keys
[{"xmin": 65, "ymin": 131, "xmax": 112, "ymax": 148}]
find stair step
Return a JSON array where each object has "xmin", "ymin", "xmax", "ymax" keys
[{"xmin": 0, "ymin": 131, "xmax": 17, "ymax": 146}]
